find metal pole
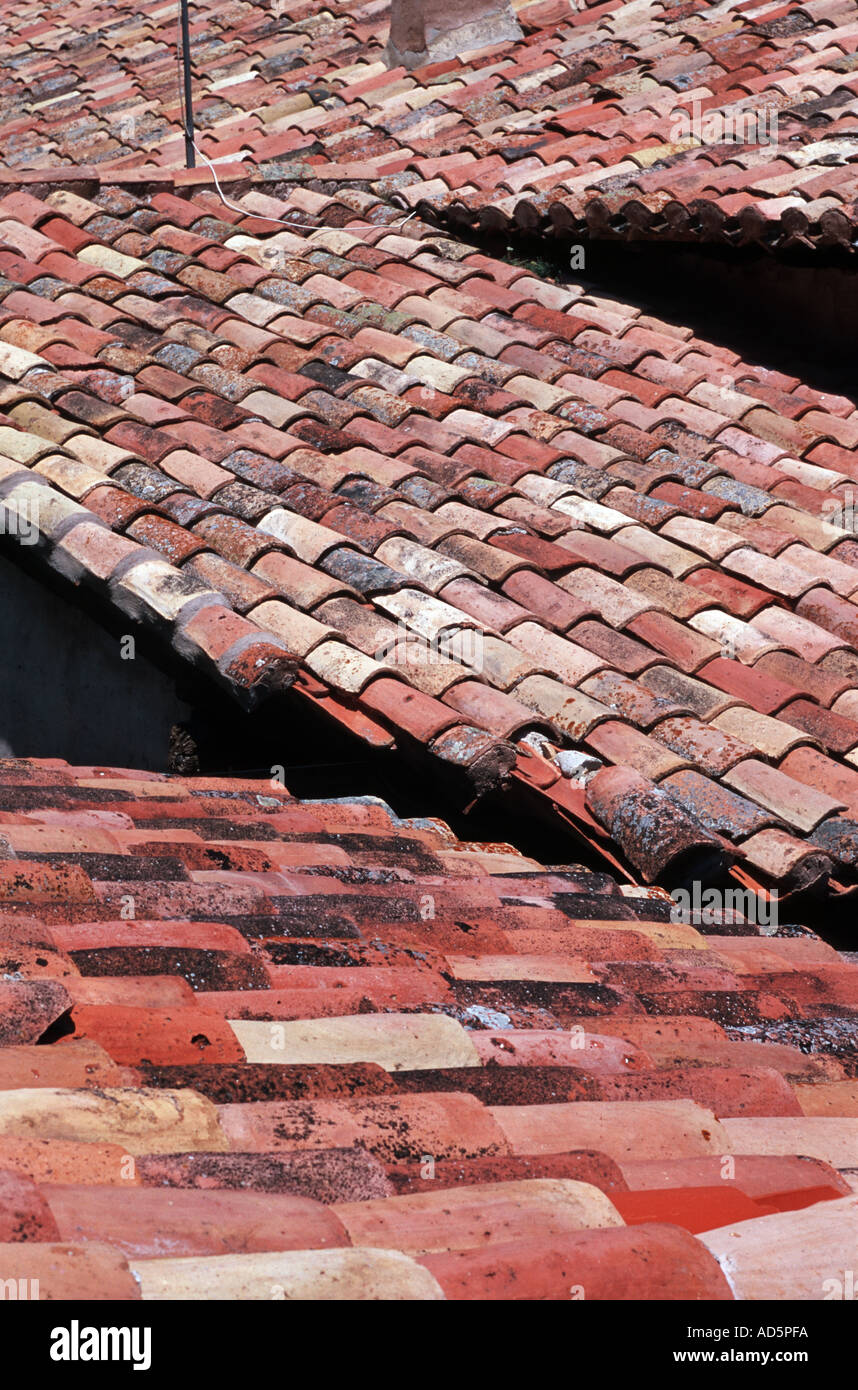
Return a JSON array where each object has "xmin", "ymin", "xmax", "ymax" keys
[{"xmin": 180, "ymin": 0, "xmax": 195, "ymax": 168}]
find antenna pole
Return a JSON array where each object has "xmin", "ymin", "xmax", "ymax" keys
[{"xmin": 180, "ymin": 0, "xmax": 195, "ymax": 168}]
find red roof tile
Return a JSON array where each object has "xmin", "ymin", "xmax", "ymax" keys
[
  {"xmin": 2, "ymin": 0, "xmax": 858, "ymax": 1302},
  {"xmin": 0, "ymin": 757, "xmax": 854, "ymax": 1300}
]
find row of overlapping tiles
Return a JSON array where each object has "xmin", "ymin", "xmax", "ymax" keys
[
  {"xmin": 3, "ymin": 0, "xmax": 858, "ymax": 252},
  {"xmin": 0, "ymin": 761, "xmax": 856, "ymax": 1298},
  {"xmin": 3, "ymin": 182, "xmax": 858, "ymax": 891}
]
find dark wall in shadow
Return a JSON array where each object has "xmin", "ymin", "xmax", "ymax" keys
[
  {"xmin": 0, "ymin": 550, "xmax": 191, "ymax": 769},
  {"xmin": 494, "ymin": 234, "xmax": 858, "ymax": 394}
]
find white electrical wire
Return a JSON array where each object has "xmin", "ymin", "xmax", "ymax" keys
[
  {"xmin": 171, "ymin": 2, "xmax": 423, "ymax": 244},
  {"xmin": 172, "ymin": 3, "xmax": 423, "ymax": 240},
  {"xmin": 187, "ymin": 135, "xmax": 419, "ymax": 237}
]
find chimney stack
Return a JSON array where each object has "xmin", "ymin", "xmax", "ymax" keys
[{"xmin": 386, "ymin": 0, "xmax": 523, "ymax": 70}]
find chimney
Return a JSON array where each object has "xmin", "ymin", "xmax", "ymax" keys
[{"xmin": 386, "ymin": 0, "xmax": 523, "ymax": 69}]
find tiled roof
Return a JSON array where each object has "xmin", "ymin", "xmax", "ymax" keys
[
  {"xmin": 4, "ymin": 0, "xmax": 858, "ymax": 252},
  {"xmin": 3, "ymin": 175, "xmax": 858, "ymax": 898},
  {"xmin": 3, "ymin": 0, "xmax": 858, "ymax": 1306},
  {"xmin": 0, "ymin": 757, "xmax": 856, "ymax": 1300}
]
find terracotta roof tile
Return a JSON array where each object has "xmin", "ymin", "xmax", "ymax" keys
[
  {"xmin": 0, "ymin": 757, "xmax": 853, "ymax": 1297},
  {"xmin": 3, "ymin": 0, "xmax": 858, "ymax": 1302}
]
